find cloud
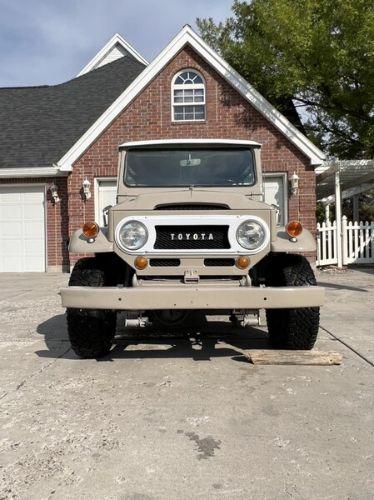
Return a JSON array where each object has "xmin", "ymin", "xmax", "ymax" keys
[{"xmin": 0, "ymin": 0, "xmax": 232, "ymax": 87}]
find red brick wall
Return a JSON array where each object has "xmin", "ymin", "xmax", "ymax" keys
[{"xmin": 0, "ymin": 177, "xmax": 70, "ymax": 270}]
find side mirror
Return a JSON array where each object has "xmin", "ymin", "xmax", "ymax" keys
[{"xmin": 102, "ymin": 205, "xmax": 112, "ymax": 227}]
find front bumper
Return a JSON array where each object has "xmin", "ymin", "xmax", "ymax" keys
[{"xmin": 61, "ymin": 285, "xmax": 324, "ymax": 310}]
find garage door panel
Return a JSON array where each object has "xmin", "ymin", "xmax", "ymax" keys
[
  {"xmin": 1, "ymin": 240, "xmax": 23, "ymax": 255},
  {"xmin": 1, "ymin": 256, "xmax": 22, "ymax": 272},
  {"xmin": 0, "ymin": 186, "xmax": 45, "ymax": 272},
  {"xmin": 263, "ymin": 175, "xmax": 287, "ymax": 226},
  {"xmin": 0, "ymin": 191, "xmax": 22, "ymax": 203},
  {"xmin": 0, "ymin": 205, "xmax": 23, "ymax": 220},
  {"xmin": 21, "ymin": 190, "xmax": 44, "ymax": 203},
  {"xmin": 24, "ymin": 259, "xmax": 45, "ymax": 272},
  {"xmin": 24, "ymin": 238, "xmax": 45, "ymax": 254},
  {"xmin": 23, "ymin": 204, "xmax": 44, "ymax": 221},
  {"xmin": 24, "ymin": 221, "xmax": 44, "ymax": 237},
  {"xmin": 95, "ymin": 179, "xmax": 117, "ymax": 227},
  {"xmin": 0, "ymin": 221, "xmax": 23, "ymax": 238}
]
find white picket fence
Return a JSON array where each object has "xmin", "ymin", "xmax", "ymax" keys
[{"xmin": 317, "ymin": 216, "xmax": 374, "ymax": 266}]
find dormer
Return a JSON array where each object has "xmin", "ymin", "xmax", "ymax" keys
[{"xmin": 77, "ymin": 33, "xmax": 148, "ymax": 76}]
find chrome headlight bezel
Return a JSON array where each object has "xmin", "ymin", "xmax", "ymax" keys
[
  {"xmin": 236, "ymin": 218, "xmax": 268, "ymax": 252},
  {"xmin": 116, "ymin": 220, "xmax": 148, "ymax": 251}
]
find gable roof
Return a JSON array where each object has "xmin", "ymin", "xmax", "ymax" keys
[
  {"xmin": 57, "ymin": 25, "xmax": 325, "ymax": 172},
  {"xmin": 77, "ymin": 33, "xmax": 148, "ymax": 76},
  {"xmin": 0, "ymin": 56, "xmax": 146, "ymax": 170}
]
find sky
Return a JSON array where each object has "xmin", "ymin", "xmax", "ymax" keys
[{"xmin": 0, "ymin": 0, "xmax": 232, "ymax": 87}]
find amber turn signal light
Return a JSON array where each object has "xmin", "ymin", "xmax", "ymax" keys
[
  {"xmin": 236, "ymin": 256, "xmax": 250, "ymax": 269},
  {"xmin": 134, "ymin": 256, "xmax": 148, "ymax": 270},
  {"xmin": 286, "ymin": 220, "xmax": 303, "ymax": 238},
  {"xmin": 82, "ymin": 221, "xmax": 99, "ymax": 239}
]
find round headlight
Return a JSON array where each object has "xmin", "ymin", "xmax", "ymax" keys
[
  {"xmin": 236, "ymin": 220, "xmax": 266, "ymax": 250},
  {"xmin": 117, "ymin": 221, "xmax": 148, "ymax": 250}
]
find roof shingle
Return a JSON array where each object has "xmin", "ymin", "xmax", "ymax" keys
[{"xmin": 0, "ymin": 55, "xmax": 146, "ymax": 169}]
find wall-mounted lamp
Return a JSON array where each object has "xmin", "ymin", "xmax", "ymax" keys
[
  {"xmin": 49, "ymin": 183, "xmax": 60, "ymax": 204},
  {"xmin": 290, "ymin": 172, "xmax": 300, "ymax": 195},
  {"xmin": 82, "ymin": 178, "xmax": 91, "ymax": 200}
]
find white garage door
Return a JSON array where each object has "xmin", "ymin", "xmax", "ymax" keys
[
  {"xmin": 0, "ymin": 185, "xmax": 45, "ymax": 272},
  {"xmin": 263, "ymin": 174, "xmax": 287, "ymax": 226},
  {"xmin": 95, "ymin": 179, "xmax": 117, "ymax": 226}
]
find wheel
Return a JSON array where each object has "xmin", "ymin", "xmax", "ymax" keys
[
  {"xmin": 66, "ymin": 258, "xmax": 116, "ymax": 358},
  {"xmin": 265, "ymin": 254, "xmax": 320, "ymax": 350}
]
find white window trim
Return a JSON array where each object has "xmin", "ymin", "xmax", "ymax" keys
[
  {"xmin": 171, "ymin": 69, "xmax": 206, "ymax": 123},
  {"xmin": 94, "ymin": 177, "xmax": 117, "ymax": 224},
  {"xmin": 263, "ymin": 172, "xmax": 288, "ymax": 226}
]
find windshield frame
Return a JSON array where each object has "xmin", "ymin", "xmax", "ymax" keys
[{"xmin": 123, "ymin": 147, "xmax": 257, "ymax": 189}]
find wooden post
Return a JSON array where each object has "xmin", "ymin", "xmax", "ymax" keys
[{"xmin": 335, "ymin": 169, "xmax": 343, "ymax": 268}]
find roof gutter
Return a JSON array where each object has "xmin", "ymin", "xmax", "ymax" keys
[{"xmin": 0, "ymin": 166, "xmax": 68, "ymax": 179}]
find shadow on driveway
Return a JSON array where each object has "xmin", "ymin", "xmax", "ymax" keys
[
  {"xmin": 35, "ymin": 313, "xmax": 271, "ymax": 362},
  {"xmin": 317, "ymin": 281, "xmax": 368, "ymax": 292}
]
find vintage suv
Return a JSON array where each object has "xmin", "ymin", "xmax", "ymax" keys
[{"xmin": 61, "ymin": 139, "xmax": 324, "ymax": 358}]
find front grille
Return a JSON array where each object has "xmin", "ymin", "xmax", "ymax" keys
[
  {"xmin": 155, "ymin": 203, "xmax": 229, "ymax": 210},
  {"xmin": 204, "ymin": 258, "xmax": 235, "ymax": 267},
  {"xmin": 154, "ymin": 225, "xmax": 230, "ymax": 250},
  {"xmin": 150, "ymin": 258, "xmax": 181, "ymax": 267}
]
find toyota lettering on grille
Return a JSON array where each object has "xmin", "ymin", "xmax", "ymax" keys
[{"xmin": 170, "ymin": 232, "xmax": 214, "ymax": 241}]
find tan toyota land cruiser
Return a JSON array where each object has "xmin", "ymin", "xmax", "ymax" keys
[{"xmin": 61, "ymin": 139, "xmax": 324, "ymax": 358}]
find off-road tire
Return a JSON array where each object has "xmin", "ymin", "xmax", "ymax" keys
[
  {"xmin": 265, "ymin": 254, "xmax": 320, "ymax": 350},
  {"xmin": 66, "ymin": 258, "xmax": 116, "ymax": 358}
]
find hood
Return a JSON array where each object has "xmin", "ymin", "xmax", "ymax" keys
[{"xmin": 114, "ymin": 189, "xmax": 269, "ymax": 211}]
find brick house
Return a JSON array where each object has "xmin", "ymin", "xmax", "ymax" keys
[{"xmin": 0, "ymin": 26, "xmax": 325, "ymax": 272}]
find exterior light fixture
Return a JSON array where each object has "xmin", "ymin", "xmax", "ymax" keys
[
  {"xmin": 49, "ymin": 183, "xmax": 60, "ymax": 203},
  {"xmin": 290, "ymin": 172, "xmax": 300, "ymax": 195},
  {"xmin": 82, "ymin": 178, "xmax": 91, "ymax": 200}
]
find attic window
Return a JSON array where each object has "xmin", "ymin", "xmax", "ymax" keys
[{"xmin": 172, "ymin": 70, "xmax": 205, "ymax": 121}]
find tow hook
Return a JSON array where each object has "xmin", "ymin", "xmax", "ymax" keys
[{"xmin": 184, "ymin": 270, "xmax": 199, "ymax": 284}]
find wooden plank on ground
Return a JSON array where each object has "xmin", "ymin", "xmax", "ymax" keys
[{"xmin": 244, "ymin": 350, "xmax": 343, "ymax": 366}]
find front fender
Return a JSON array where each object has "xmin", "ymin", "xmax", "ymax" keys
[
  {"xmin": 271, "ymin": 227, "xmax": 316, "ymax": 253},
  {"xmin": 69, "ymin": 227, "xmax": 113, "ymax": 253}
]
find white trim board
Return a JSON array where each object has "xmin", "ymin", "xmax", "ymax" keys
[
  {"xmin": 0, "ymin": 166, "xmax": 67, "ymax": 178},
  {"xmin": 77, "ymin": 33, "xmax": 148, "ymax": 77},
  {"xmin": 59, "ymin": 25, "xmax": 325, "ymax": 172}
]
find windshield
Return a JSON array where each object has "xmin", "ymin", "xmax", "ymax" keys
[{"xmin": 124, "ymin": 148, "xmax": 256, "ymax": 187}]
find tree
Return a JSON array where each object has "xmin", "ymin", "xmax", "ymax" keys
[{"xmin": 197, "ymin": 0, "xmax": 374, "ymax": 159}]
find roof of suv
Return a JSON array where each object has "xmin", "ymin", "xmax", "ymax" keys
[{"xmin": 119, "ymin": 139, "xmax": 262, "ymax": 149}]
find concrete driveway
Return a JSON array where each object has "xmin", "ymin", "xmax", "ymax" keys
[{"xmin": 0, "ymin": 268, "xmax": 373, "ymax": 499}]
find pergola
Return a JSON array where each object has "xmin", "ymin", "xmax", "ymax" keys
[{"xmin": 316, "ymin": 159, "xmax": 374, "ymax": 267}]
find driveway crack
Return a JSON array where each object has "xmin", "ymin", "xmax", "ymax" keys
[
  {"xmin": 1, "ymin": 345, "xmax": 72, "ymax": 404},
  {"xmin": 320, "ymin": 325, "xmax": 374, "ymax": 367}
]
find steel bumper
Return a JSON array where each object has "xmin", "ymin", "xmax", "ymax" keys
[{"xmin": 61, "ymin": 285, "xmax": 324, "ymax": 310}]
